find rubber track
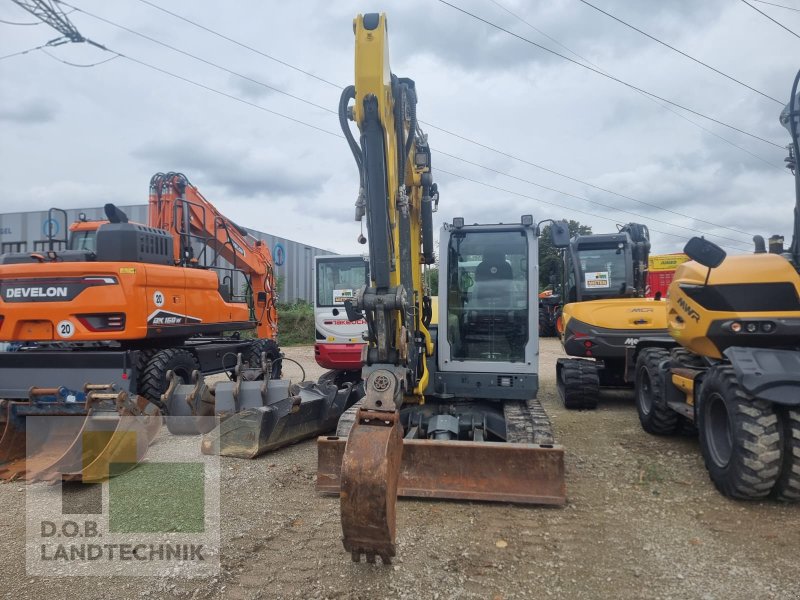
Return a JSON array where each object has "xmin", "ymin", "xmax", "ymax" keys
[
  {"xmin": 560, "ymin": 359, "xmax": 600, "ymax": 410},
  {"xmin": 504, "ymin": 397, "xmax": 555, "ymax": 445},
  {"xmin": 335, "ymin": 398, "xmax": 365, "ymax": 437}
]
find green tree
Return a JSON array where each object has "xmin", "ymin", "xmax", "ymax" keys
[
  {"xmin": 539, "ymin": 220, "xmax": 592, "ymax": 291},
  {"xmin": 424, "ymin": 267, "xmax": 439, "ymax": 296}
]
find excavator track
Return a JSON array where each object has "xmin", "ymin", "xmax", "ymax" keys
[{"xmin": 504, "ymin": 398, "xmax": 555, "ymax": 445}]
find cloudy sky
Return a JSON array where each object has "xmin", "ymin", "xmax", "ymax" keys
[{"xmin": 1, "ymin": 0, "xmax": 798, "ymax": 255}]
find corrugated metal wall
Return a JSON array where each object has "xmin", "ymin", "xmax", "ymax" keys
[{"xmin": 0, "ymin": 205, "xmax": 334, "ymax": 303}]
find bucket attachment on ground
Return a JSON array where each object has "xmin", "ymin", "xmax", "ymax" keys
[
  {"xmin": 0, "ymin": 385, "xmax": 161, "ymax": 482},
  {"xmin": 318, "ymin": 436, "xmax": 566, "ymax": 505},
  {"xmin": 159, "ymin": 351, "xmax": 363, "ymax": 458},
  {"xmin": 201, "ymin": 375, "xmax": 360, "ymax": 458}
]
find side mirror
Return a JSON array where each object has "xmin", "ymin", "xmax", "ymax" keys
[
  {"xmin": 550, "ymin": 220, "xmax": 571, "ymax": 248},
  {"xmin": 684, "ymin": 237, "xmax": 726, "ymax": 268}
]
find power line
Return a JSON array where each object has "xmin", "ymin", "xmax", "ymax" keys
[
  {"xmin": 437, "ymin": 0, "xmax": 784, "ymax": 149},
  {"xmin": 62, "ymin": 0, "xmax": 757, "ymax": 243},
  {"xmin": 57, "ymin": 1, "xmax": 335, "ymax": 116},
  {"xmin": 20, "ymin": 1, "xmax": 759, "ymax": 248},
  {"xmin": 119, "ymin": 48, "xmax": 749, "ymax": 249},
  {"xmin": 740, "ymin": 0, "xmax": 800, "ymax": 39},
  {"xmin": 134, "ymin": 0, "xmax": 342, "ymax": 90},
  {"xmin": 133, "ymin": 0, "xmax": 786, "ymax": 166},
  {"xmin": 576, "ymin": 0, "xmax": 783, "ymax": 104},
  {"xmin": 436, "ymin": 167, "xmax": 751, "ymax": 250},
  {"xmin": 486, "ymin": 0, "xmax": 785, "ymax": 174},
  {"xmin": 117, "ymin": 59, "xmax": 750, "ymax": 249},
  {"xmin": 0, "ymin": 17, "xmax": 40, "ymax": 25},
  {"xmin": 40, "ymin": 47, "xmax": 118, "ymax": 67},
  {"xmin": 751, "ymin": 0, "xmax": 800, "ymax": 12},
  {"xmin": 435, "ymin": 149, "xmax": 752, "ymax": 245},
  {"xmin": 124, "ymin": 0, "xmax": 766, "ymax": 239},
  {"xmin": 0, "ymin": 43, "xmax": 47, "ymax": 60}
]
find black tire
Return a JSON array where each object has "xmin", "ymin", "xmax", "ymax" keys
[
  {"xmin": 774, "ymin": 408, "xmax": 800, "ymax": 502},
  {"xmin": 139, "ymin": 348, "xmax": 199, "ymax": 404},
  {"xmin": 635, "ymin": 348, "xmax": 679, "ymax": 435},
  {"xmin": 245, "ymin": 338, "xmax": 282, "ymax": 379},
  {"xmin": 670, "ymin": 347, "xmax": 704, "ymax": 369},
  {"xmin": 697, "ymin": 365, "xmax": 782, "ymax": 500},
  {"xmin": 558, "ymin": 359, "xmax": 600, "ymax": 410}
]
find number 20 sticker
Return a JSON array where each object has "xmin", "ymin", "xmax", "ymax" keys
[
  {"xmin": 153, "ymin": 291, "xmax": 165, "ymax": 307},
  {"xmin": 57, "ymin": 320, "xmax": 75, "ymax": 338}
]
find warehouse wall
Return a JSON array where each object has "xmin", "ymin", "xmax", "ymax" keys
[{"xmin": 0, "ymin": 205, "xmax": 333, "ymax": 303}]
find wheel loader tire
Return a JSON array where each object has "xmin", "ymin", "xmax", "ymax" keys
[
  {"xmin": 774, "ymin": 408, "xmax": 800, "ymax": 502},
  {"xmin": 635, "ymin": 348, "xmax": 679, "ymax": 435},
  {"xmin": 697, "ymin": 365, "xmax": 781, "ymax": 500},
  {"xmin": 670, "ymin": 347, "xmax": 704, "ymax": 369},
  {"xmin": 140, "ymin": 348, "xmax": 200, "ymax": 405},
  {"xmin": 245, "ymin": 338, "xmax": 282, "ymax": 379},
  {"xmin": 558, "ymin": 359, "xmax": 599, "ymax": 410}
]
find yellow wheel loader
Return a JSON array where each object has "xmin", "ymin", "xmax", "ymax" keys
[
  {"xmin": 552, "ymin": 223, "xmax": 668, "ymax": 409},
  {"xmin": 631, "ymin": 70, "xmax": 800, "ymax": 501}
]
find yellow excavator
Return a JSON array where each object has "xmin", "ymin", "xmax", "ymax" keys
[
  {"xmin": 316, "ymin": 13, "xmax": 565, "ymax": 564},
  {"xmin": 553, "ymin": 223, "xmax": 668, "ymax": 409},
  {"xmin": 631, "ymin": 69, "xmax": 800, "ymax": 501}
]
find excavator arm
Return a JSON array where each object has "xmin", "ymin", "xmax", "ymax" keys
[
  {"xmin": 336, "ymin": 12, "xmax": 436, "ymax": 564},
  {"xmin": 147, "ymin": 172, "xmax": 278, "ymax": 339}
]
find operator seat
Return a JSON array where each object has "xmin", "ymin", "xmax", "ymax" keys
[{"xmin": 475, "ymin": 249, "xmax": 512, "ymax": 282}]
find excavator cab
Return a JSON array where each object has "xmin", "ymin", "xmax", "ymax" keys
[
  {"xmin": 440, "ymin": 218, "xmax": 537, "ymax": 376},
  {"xmin": 564, "ymin": 223, "xmax": 650, "ymax": 302}
]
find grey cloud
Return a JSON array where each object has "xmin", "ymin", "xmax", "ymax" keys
[
  {"xmin": 0, "ymin": 99, "xmax": 58, "ymax": 124},
  {"xmin": 228, "ymin": 74, "xmax": 277, "ymax": 101},
  {"xmin": 131, "ymin": 139, "xmax": 328, "ymax": 198}
]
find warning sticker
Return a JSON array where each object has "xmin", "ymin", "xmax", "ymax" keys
[
  {"xmin": 585, "ymin": 271, "xmax": 610, "ymax": 288},
  {"xmin": 333, "ymin": 288, "xmax": 355, "ymax": 304}
]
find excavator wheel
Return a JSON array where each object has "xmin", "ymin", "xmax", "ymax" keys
[
  {"xmin": 670, "ymin": 348, "xmax": 705, "ymax": 369},
  {"xmin": 774, "ymin": 408, "xmax": 800, "ymax": 502},
  {"xmin": 635, "ymin": 348, "xmax": 679, "ymax": 435},
  {"xmin": 556, "ymin": 358, "xmax": 599, "ymax": 410},
  {"xmin": 245, "ymin": 339, "xmax": 282, "ymax": 379},
  {"xmin": 697, "ymin": 365, "xmax": 781, "ymax": 500},
  {"xmin": 140, "ymin": 348, "xmax": 199, "ymax": 406}
]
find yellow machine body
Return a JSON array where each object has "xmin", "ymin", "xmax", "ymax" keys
[{"xmin": 666, "ymin": 254, "xmax": 800, "ymax": 359}]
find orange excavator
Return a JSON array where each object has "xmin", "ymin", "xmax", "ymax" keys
[{"xmin": 0, "ymin": 172, "xmax": 280, "ymax": 479}]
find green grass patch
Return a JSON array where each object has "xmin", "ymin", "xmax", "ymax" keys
[{"xmin": 277, "ymin": 301, "xmax": 315, "ymax": 346}]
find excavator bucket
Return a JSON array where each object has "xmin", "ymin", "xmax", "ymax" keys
[
  {"xmin": 201, "ymin": 379, "xmax": 359, "ymax": 458},
  {"xmin": 318, "ymin": 437, "xmax": 566, "ymax": 505},
  {"xmin": 0, "ymin": 386, "xmax": 161, "ymax": 482},
  {"xmin": 339, "ymin": 409, "xmax": 403, "ymax": 564},
  {"xmin": 157, "ymin": 360, "xmax": 361, "ymax": 458}
]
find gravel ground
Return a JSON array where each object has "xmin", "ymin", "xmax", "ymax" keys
[{"xmin": 1, "ymin": 339, "xmax": 798, "ymax": 599}]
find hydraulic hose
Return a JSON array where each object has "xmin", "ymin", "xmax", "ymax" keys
[
  {"xmin": 339, "ymin": 85, "xmax": 364, "ymax": 188},
  {"xmin": 787, "ymin": 69, "xmax": 800, "ymax": 265}
]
